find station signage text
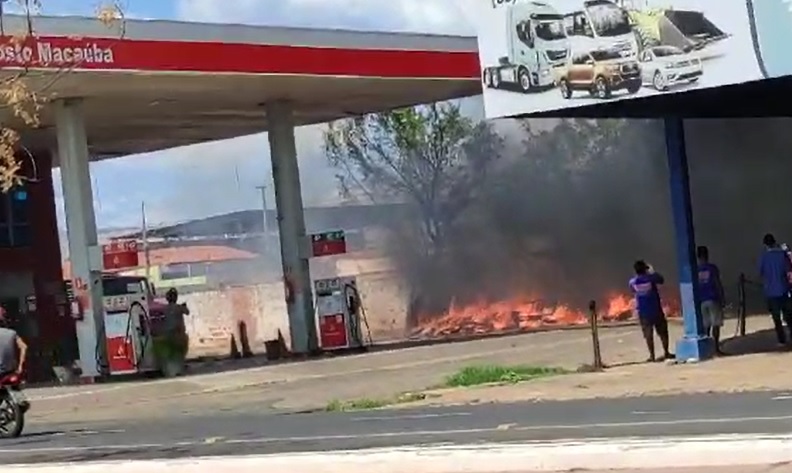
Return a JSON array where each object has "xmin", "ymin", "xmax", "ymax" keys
[{"xmin": 0, "ymin": 38, "xmax": 115, "ymax": 67}]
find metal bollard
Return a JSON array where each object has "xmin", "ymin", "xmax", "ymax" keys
[
  {"xmin": 588, "ymin": 300, "xmax": 604, "ymax": 370},
  {"xmin": 738, "ymin": 273, "xmax": 747, "ymax": 337}
]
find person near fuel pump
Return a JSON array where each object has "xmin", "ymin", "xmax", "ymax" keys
[
  {"xmin": 759, "ymin": 233, "xmax": 792, "ymax": 347},
  {"xmin": 153, "ymin": 288, "xmax": 190, "ymax": 377},
  {"xmin": 697, "ymin": 245, "xmax": 726, "ymax": 356},
  {"xmin": 629, "ymin": 260, "xmax": 673, "ymax": 362},
  {"xmin": 0, "ymin": 307, "xmax": 27, "ymax": 378}
]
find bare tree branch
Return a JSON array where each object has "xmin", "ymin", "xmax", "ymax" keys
[{"xmin": 0, "ymin": 1, "xmax": 125, "ymax": 191}]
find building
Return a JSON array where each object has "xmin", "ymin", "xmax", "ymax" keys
[{"xmin": 60, "ymin": 203, "xmax": 406, "ymax": 291}]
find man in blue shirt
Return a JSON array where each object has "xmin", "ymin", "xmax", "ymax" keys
[
  {"xmin": 629, "ymin": 260, "xmax": 672, "ymax": 362},
  {"xmin": 697, "ymin": 246, "xmax": 726, "ymax": 355},
  {"xmin": 759, "ymin": 233, "xmax": 792, "ymax": 346}
]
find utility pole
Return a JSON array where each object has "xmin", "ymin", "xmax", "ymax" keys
[
  {"xmin": 255, "ymin": 185, "xmax": 270, "ymax": 254},
  {"xmin": 141, "ymin": 201, "xmax": 151, "ymax": 283}
]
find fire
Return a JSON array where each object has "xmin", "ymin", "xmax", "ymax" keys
[{"xmin": 411, "ymin": 293, "xmax": 679, "ymax": 338}]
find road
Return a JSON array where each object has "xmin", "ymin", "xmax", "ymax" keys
[{"xmin": 5, "ymin": 390, "xmax": 792, "ymax": 465}]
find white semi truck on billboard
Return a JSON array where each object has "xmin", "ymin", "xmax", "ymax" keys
[
  {"xmin": 563, "ymin": 0, "xmax": 640, "ymax": 58},
  {"xmin": 482, "ymin": 1, "xmax": 570, "ymax": 92}
]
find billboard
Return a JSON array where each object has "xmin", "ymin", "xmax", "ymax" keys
[{"xmin": 472, "ymin": 0, "xmax": 772, "ymax": 119}]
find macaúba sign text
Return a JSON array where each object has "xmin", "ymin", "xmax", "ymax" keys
[{"xmin": 0, "ymin": 38, "xmax": 114, "ymax": 67}]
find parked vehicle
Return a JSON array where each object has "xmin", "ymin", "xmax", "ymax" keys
[
  {"xmin": 556, "ymin": 48, "xmax": 642, "ymax": 99},
  {"xmin": 638, "ymin": 45, "xmax": 702, "ymax": 91},
  {"xmin": 483, "ymin": 0, "xmax": 570, "ymax": 92},
  {"xmin": 0, "ymin": 372, "xmax": 29, "ymax": 439}
]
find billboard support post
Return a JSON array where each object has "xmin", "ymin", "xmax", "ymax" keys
[{"xmin": 664, "ymin": 117, "xmax": 714, "ymax": 363}]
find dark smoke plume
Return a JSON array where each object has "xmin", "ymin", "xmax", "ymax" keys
[{"xmin": 391, "ymin": 117, "xmax": 792, "ymax": 322}]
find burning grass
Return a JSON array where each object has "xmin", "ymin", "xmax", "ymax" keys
[
  {"xmin": 412, "ymin": 293, "xmax": 678, "ymax": 338},
  {"xmin": 444, "ymin": 365, "xmax": 569, "ymax": 388}
]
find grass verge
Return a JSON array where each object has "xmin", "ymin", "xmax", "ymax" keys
[
  {"xmin": 444, "ymin": 365, "xmax": 568, "ymax": 388},
  {"xmin": 325, "ymin": 392, "xmax": 430, "ymax": 412}
]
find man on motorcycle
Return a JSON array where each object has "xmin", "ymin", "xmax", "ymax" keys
[{"xmin": 0, "ymin": 307, "xmax": 27, "ymax": 378}]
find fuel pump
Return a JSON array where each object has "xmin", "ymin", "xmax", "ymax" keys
[
  {"xmin": 101, "ymin": 277, "xmax": 158, "ymax": 376},
  {"xmin": 314, "ymin": 277, "xmax": 371, "ymax": 351}
]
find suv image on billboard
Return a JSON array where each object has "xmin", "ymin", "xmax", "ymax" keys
[{"xmin": 555, "ymin": 48, "xmax": 641, "ymax": 99}]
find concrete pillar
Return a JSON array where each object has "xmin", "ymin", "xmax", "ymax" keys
[
  {"xmin": 664, "ymin": 118, "xmax": 713, "ymax": 362},
  {"xmin": 54, "ymin": 98, "xmax": 105, "ymax": 378},
  {"xmin": 266, "ymin": 101, "xmax": 318, "ymax": 354}
]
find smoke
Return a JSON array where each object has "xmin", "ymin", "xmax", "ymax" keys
[{"xmin": 390, "ymin": 117, "xmax": 792, "ymax": 321}]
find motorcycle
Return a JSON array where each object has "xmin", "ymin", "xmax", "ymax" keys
[{"xmin": 0, "ymin": 373, "xmax": 29, "ymax": 438}]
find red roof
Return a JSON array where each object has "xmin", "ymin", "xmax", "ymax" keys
[{"xmin": 62, "ymin": 245, "xmax": 257, "ymax": 279}]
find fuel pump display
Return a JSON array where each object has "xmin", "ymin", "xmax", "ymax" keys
[{"xmin": 314, "ymin": 277, "xmax": 370, "ymax": 351}]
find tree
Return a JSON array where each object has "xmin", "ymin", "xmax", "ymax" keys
[
  {"xmin": 0, "ymin": 0, "xmax": 124, "ymax": 192},
  {"xmin": 324, "ymin": 101, "xmax": 503, "ymax": 252}
]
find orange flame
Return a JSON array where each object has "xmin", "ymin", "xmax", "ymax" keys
[{"xmin": 411, "ymin": 292, "xmax": 678, "ymax": 338}]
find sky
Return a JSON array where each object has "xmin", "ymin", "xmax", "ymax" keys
[{"xmin": 27, "ymin": 0, "xmax": 479, "ymax": 231}]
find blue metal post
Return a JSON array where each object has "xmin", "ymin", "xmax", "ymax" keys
[{"xmin": 664, "ymin": 117, "xmax": 714, "ymax": 362}]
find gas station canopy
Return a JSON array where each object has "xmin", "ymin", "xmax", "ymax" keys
[{"xmin": 0, "ymin": 15, "xmax": 481, "ymax": 157}]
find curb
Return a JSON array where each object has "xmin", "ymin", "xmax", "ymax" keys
[{"xmin": 5, "ymin": 434, "xmax": 792, "ymax": 472}]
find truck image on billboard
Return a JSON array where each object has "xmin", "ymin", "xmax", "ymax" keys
[
  {"xmin": 473, "ymin": 0, "xmax": 767, "ymax": 118},
  {"xmin": 482, "ymin": 1, "xmax": 569, "ymax": 92}
]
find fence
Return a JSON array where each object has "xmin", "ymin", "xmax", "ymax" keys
[{"xmin": 736, "ymin": 272, "xmax": 779, "ymax": 338}]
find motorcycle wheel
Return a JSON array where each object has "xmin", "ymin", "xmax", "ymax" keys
[{"xmin": 0, "ymin": 392, "xmax": 24, "ymax": 439}]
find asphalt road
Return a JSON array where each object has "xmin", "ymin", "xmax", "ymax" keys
[{"xmin": 4, "ymin": 390, "xmax": 792, "ymax": 464}]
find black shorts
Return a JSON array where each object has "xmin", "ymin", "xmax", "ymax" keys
[{"xmin": 640, "ymin": 316, "xmax": 668, "ymax": 335}]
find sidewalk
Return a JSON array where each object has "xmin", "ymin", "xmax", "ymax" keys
[
  {"xmin": 405, "ymin": 318, "xmax": 791, "ymax": 408},
  {"xmin": 5, "ymin": 434, "xmax": 791, "ymax": 472},
  {"xmin": 26, "ymin": 317, "xmax": 786, "ymax": 424},
  {"xmin": 27, "ymin": 326, "xmax": 641, "ymax": 423}
]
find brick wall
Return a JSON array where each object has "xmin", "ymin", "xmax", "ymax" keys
[{"xmin": 181, "ymin": 270, "xmax": 408, "ymax": 357}]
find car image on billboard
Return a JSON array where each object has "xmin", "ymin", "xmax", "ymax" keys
[{"xmin": 473, "ymin": 0, "xmax": 768, "ymax": 119}]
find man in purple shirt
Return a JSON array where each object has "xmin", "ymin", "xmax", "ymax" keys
[
  {"xmin": 629, "ymin": 260, "xmax": 672, "ymax": 362},
  {"xmin": 759, "ymin": 233, "xmax": 792, "ymax": 346},
  {"xmin": 697, "ymin": 246, "xmax": 726, "ymax": 355}
]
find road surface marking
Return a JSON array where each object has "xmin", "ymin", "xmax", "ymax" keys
[
  {"xmin": 631, "ymin": 410, "xmax": 670, "ymax": 415},
  {"xmin": 4, "ymin": 434, "xmax": 792, "ymax": 472},
  {"xmin": 6, "ymin": 411, "xmax": 792, "ymax": 456},
  {"xmin": 496, "ymin": 423, "xmax": 516, "ymax": 430},
  {"xmin": 350, "ymin": 412, "xmax": 471, "ymax": 422},
  {"xmin": 772, "ymin": 395, "xmax": 792, "ymax": 401},
  {"xmin": 203, "ymin": 437, "xmax": 224, "ymax": 444}
]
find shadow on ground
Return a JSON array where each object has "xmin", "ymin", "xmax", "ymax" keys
[{"xmin": 722, "ymin": 328, "xmax": 786, "ymax": 356}]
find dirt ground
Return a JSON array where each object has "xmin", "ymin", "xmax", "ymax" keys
[
  {"xmin": 25, "ymin": 316, "xmax": 792, "ymax": 424},
  {"xmin": 405, "ymin": 317, "xmax": 792, "ymax": 408}
]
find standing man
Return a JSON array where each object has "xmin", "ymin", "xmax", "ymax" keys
[
  {"xmin": 154, "ymin": 288, "xmax": 191, "ymax": 377},
  {"xmin": 629, "ymin": 260, "xmax": 673, "ymax": 362},
  {"xmin": 697, "ymin": 245, "xmax": 726, "ymax": 355},
  {"xmin": 759, "ymin": 233, "xmax": 792, "ymax": 346},
  {"xmin": 0, "ymin": 307, "xmax": 27, "ymax": 377}
]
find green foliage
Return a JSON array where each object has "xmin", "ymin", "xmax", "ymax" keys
[
  {"xmin": 324, "ymin": 102, "xmax": 503, "ymax": 249},
  {"xmin": 324, "ymin": 392, "xmax": 428, "ymax": 412},
  {"xmin": 444, "ymin": 365, "xmax": 568, "ymax": 388}
]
